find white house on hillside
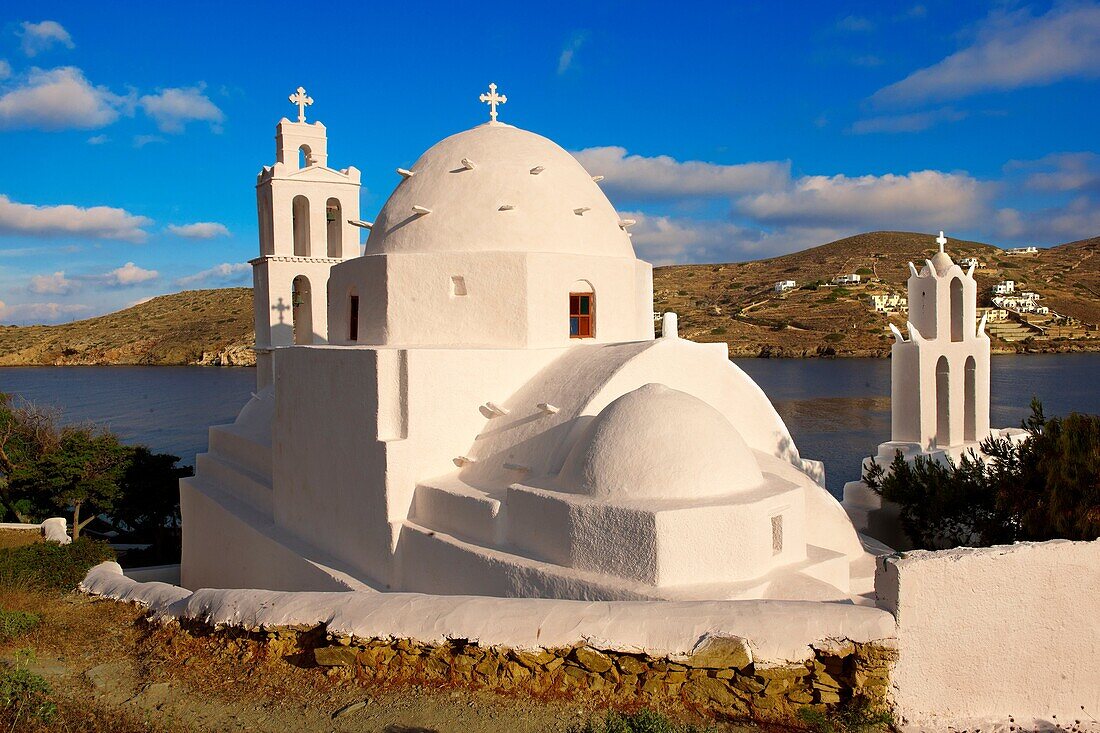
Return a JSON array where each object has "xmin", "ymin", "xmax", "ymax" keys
[{"xmin": 775, "ymin": 280, "xmax": 796, "ymax": 293}]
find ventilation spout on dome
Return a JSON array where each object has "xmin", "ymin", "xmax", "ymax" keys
[
  {"xmin": 460, "ymin": 158, "xmax": 476, "ymax": 170},
  {"xmin": 348, "ymin": 219, "xmax": 373, "ymax": 229},
  {"xmin": 574, "ymin": 207, "xmax": 591, "ymax": 216},
  {"xmin": 530, "ymin": 166, "xmax": 545, "ymax": 175},
  {"xmin": 397, "ymin": 168, "xmax": 415, "ymax": 179},
  {"xmin": 618, "ymin": 218, "xmax": 637, "ymax": 229},
  {"xmin": 537, "ymin": 402, "xmax": 560, "ymax": 415},
  {"xmin": 453, "ymin": 456, "xmax": 476, "ymax": 467},
  {"xmin": 662, "ymin": 312, "xmax": 679, "ymax": 339},
  {"xmin": 412, "ymin": 205, "xmax": 432, "ymax": 215},
  {"xmin": 592, "ymin": 175, "xmax": 605, "ymax": 182},
  {"xmin": 483, "ymin": 402, "xmax": 509, "ymax": 417},
  {"xmin": 498, "ymin": 204, "xmax": 515, "ymax": 211}
]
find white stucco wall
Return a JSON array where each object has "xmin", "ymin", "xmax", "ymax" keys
[{"xmin": 878, "ymin": 539, "xmax": 1100, "ymax": 730}]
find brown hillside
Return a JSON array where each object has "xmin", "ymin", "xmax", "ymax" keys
[
  {"xmin": 1, "ymin": 232, "xmax": 1097, "ymax": 365},
  {"xmin": 653, "ymin": 231, "xmax": 1100, "ymax": 357},
  {"xmin": 0, "ymin": 288, "xmax": 254, "ymax": 366}
]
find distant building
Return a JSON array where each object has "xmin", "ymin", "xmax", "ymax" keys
[
  {"xmin": 833, "ymin": 274, "xmax": 861, "ymax": 285},
  {"xmin": 1006, "ymin": 246, "xmax": 1038, "ymax": 255},
  {"xmin": 774, "ymin": 280, "xmax": 796, "ymax": 293},
  {"xmin": 994, "ymin": 293, "xmax": 1047, "ymax": 314},
  {"xmin": 960, "ymin": 257, "xmax": 982, "ymax": 268},
  {"xmin": 992, "ymin": 280, "xmax": 1015, "ymax": 295},
  {"xmin": 868, "ymin": 293, "xmax": 908, "ymax": 313},
  {"xmin": 977, "ymin": 307, "xmax": 1009, "ymax": 323}
]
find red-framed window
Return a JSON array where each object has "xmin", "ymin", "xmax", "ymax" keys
[{"xmin": 569, "ymin": 293, "xmax": 594, "ymax": 338}]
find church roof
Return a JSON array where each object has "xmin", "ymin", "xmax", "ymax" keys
[
  {"xmin": 365, "ymin": 123, "xmax": 636, "ymax": 258},
  {"xmin": 558, "ymin": 383, "xmax": 765, "ymax": 501}
]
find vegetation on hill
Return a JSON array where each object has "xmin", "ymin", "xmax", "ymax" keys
[
  {"xmin": 0, "ymin": 288, "xmax": 254, "ymax": 366},
  {"xmin": 0, "ymin": 233, "xmax": 1097, "ymax": 364},
  {"xmin": 863, "ymin": 400, "xmax": 1100, "ymax": 550}
]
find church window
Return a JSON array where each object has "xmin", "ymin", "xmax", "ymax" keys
[
  {"xmin": 326, "ymin": 198, "xmax": 342, "ymax": 258},
  {"xmin": 292, "ymin": 195, "xmax": 310, "ymax": 257},
  {"xmin": 569, "ymin": 293, "xmax": 594, "ymax": 338},
  {"xmin": 771, "ymin": 515, "xmax": 783, "ymax": 555},
  {"xmin": 451, "ymin": 275, "xmax": 467, "ymax": 296},
  {"xmin": 349, "ymin": 295, "xmax": 359, "ymax": 341}
]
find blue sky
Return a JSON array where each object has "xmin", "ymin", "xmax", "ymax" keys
[{"xmin": 1, "ymin": 0, "xmax": 1098, "ymax": 323}]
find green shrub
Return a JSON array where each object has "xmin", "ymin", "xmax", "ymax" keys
[
  {"xmin": 710, "ymin": 327, "xmax": 727, "ymax": 335},
  {"xmin": 825, "ymin": 332, "xmax": 846, "ymax": 342},
  {"xmin": 571, "ymin": 708, "xmax": 714, "ymax": 733},
  {"xmin": 0, "ymin": 538, "xmax": 115, "ymax": 592},
  {"xmin": 855, "ymin": 268, "xmax": 873, "ymax": 276},
  {"xmin": 0, "ymin": 609, "xmax": 38, "ymax": 640},
  {"xmin": 0, "ymin": 650, "xmax": 55, "ymax": 722},
  {"xmin": 833, "ymin": 287, "xmax": 851, "ymax": 297},
  {"xmin": 797, "ymin": 697, "xmax": 893, "ymax": 733}
]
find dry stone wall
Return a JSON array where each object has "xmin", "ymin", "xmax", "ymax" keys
[{"xmin": 242, "ymin": 624, "xmax": 896, "ymax": 724}]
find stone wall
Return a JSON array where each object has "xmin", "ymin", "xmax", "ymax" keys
[{"xmin": 204, "ymin": 623, "xmax": 897, "ymax": 724}]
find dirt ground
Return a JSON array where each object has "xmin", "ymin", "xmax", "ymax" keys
[{"xmin": 0, "ymin": 557, "xmax": 759, "ymax": 733}]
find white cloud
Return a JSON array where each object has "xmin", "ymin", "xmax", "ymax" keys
[
  {"xmin": 1006, "ymin": 151, "xmax": 1100, "ymax": 193},
  {"xmin": 0, "ymin": 300, "xmax": 89, "ymax": 324},
  {"xmin": 29, "ymin": 270, "xmax": 74, "ymax": 294},
  {"xmin": 735, "ymin": 170, "xmax": 989, "ymax": 230},
  {"xmin": 87, "ymin": 133, "xmax": 107, "ymax": 144},
  {"xmin": 133, "ymin": 134, "xmax": 165, "ymax": 148},
  {"xmin": 167, "ymin": 222, "xmax": 230, "ymax": 239},
  {"xmin": 573, "ymin": 146, "xmax": 791, "ymax": 200},
  {"xmin": 850, "ymin": 107, "xmax": 967, "ymax": 134},
  {"xmin": 105, "ymin": 262, "xmax": 158, "ymax": 286},
  {"xmin": 997, "ymin": 196, "xmax": 1100, "ymax": 242},
  {"xmin": 872, "ymin": 4, "xmax": 1100, "ymax": 106},
  {"xmin": 558, "ymin": 31, "xmax": 588, "ymax": 75},
  {"xmin": 837, "ymin": 15, "xmax": 875, "ymax": 32},
  {"xmin": 0, "ymin": 194, "xmax": 150, "ymax": 242},
  {"xmin": 0, "ymin": 60, "xmax": 11, "ymax": 80},
  {"xmin": 174, "ymin": 262, "xmax": 250, "ymax": 288},
  {"xmin": 140, "ymin": 85, "xmax": 225, "ymax": 133},
  {"xmin": 0, "ymin": 66, "xmax": 131, "ymax": 130},
  {"xmin": 19, "ymin": 21, "xmax": 74, "ymax": 57}
]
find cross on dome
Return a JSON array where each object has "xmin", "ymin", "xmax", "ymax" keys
[
  {"xmin": 936, "ymin": 230, "xmax": 948, "ymax": 252},
  {"xmin": 289, "ymin": 87, "xmax": 313, "ymax": 123},
  {"xmin": 479, "ymin": 82, "xmax": 507, "ymax": 123}
]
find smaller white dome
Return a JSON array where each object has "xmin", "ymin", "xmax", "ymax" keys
[
  {"xmin": 559, "ymin": 383, "xmax": 764, "ymax": 501},
  {"xmin": 930, "ymin": 250, "xmax": 954, "ymax": 275}
]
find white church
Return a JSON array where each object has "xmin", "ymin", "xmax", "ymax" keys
[{"xmin": 179, "ymin": 86, "xmax": 1005, "ymax": 601}]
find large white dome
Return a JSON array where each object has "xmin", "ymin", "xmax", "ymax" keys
[
  {"xmin": 559, "ymin": 383, "xmax": 765, "ymax": 501},
  {"xmin": 365, "ymin": 123, "xmax": 636, "ymax": 258}
]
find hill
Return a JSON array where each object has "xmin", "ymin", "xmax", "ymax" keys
[
  {"xmin": 0, "ymin": 288, "xmax": 255, "ymax": 366},
  {"xmin": 653, "ymin": 231, "xmax": 1100, "ymax": 357},
  {"xmin": 1, "ymin": 232, "xmax": 1097, "ymax": 365}
]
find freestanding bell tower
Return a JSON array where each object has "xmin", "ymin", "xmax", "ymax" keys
[
  {"xmin": 889, "ymin": 232, "xmax": 990, "ymax": 450},
  {"xmin": 252, "ymin": 87, "xmax": 361, "ymax": 387}
]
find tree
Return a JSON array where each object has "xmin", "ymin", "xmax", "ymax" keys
[
  {"xmin": 111, "ymin": 447, "xmax": 192, "ymax": 562},
  {"xmin": 9, "ymin": 427, "xmax": 130, "ymax": 539},
  {"xmin": 863, "ymin": 400, "xmax": 1100, "ymax": 549},
  {"xmin": 0, "ymin": 395, "xmax": 61, "ymax": 523}
]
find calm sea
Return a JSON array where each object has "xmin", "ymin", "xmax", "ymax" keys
[{"xmin": 2, "ymin": 353, "xmax": 1098, "ymax": 497}]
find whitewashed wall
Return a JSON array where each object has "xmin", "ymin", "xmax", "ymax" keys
[{"xmin": 878, "ymin": 539, "xmax": 1100, "ymax": 730}]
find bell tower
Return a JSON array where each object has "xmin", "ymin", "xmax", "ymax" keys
[
  {"xmin": 253, "ymin": 88, "xmax": 362, "ymax": 387},
  {"xmin": 889, "ymin": 232, "xmax": 991, "ymax": 450}
]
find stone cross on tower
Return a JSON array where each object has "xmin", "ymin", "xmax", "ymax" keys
[
  {"xmin": 936, "ymin": 230, "xmax": 948, "ymax": 253},
  {"xmin": 479, "ymin": 82, "xmax": 507, "ymax": 123},
  {"xmin": 289, "ymin": 87, "xmax": 313, "ymax": 123}
]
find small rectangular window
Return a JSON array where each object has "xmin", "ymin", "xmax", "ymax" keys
[
  {"xmin": 771, "ymin": 515, "xmax": 783, "ymax": 555},
  {"xmin": 569, "ymin": 293, "xmax": 593, "ymax": 338},
  {"xmin": 451, "ymin": 275, "xmax": 467, "ymax": 296},
  {"xmin": 348, "ymin": 295, "xmax": 359, "ymax": 341}
]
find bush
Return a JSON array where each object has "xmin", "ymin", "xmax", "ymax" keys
[
  {"xmin": 833, "ymin": 287, "xmax": 852, "ymax": 297},
  {"xmin": 571, "ymin": 708, "xmax": 714, "ymax": 733},
  {"xmin": 864, "ymin": 400, "xmax": 1100, "ymax": 548},
  {"xmin": 0, "ymin": 609, "xmax": 38, "ymax": 640},
  {"xmin": 855, "ymin": 268, "xmax": 874, "ymax": 277},
  {"xmin": 0, "ymin": 538, "xmax": 115, "ymax": 592},
  {"xmin": 709, "ymin": 327, "xmax": 727, "ymax": 335},
  {"xmin": 0, "ymin": 650, "xmax": 55, "ymax": 723},
  {"xmin": 825, "ymin": 333, "xmax": 846, "ymax": 343},
  {"xmin": 798, "ymin": 696, "xmax": 893, "ymax": 733}
]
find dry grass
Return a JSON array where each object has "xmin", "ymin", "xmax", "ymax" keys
[{"xmin": 0, "ymin": 529, "xmax": 40, "ymax": 550}]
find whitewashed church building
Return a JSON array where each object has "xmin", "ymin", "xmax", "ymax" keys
[{"xmin": 180, "ymin": 86, "xmax": 881, "ymax": 603}]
